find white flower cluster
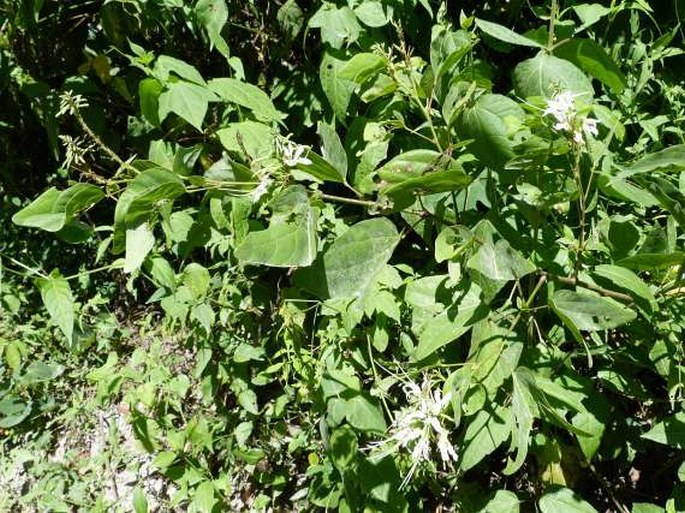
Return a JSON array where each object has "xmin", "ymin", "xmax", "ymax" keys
[
  {"xmin": 543, "ymin": 91, "xmax": 599, "ymax": 145},
  {"xmin": 275, "ymin": 138, "xmax": 312, "ymax": 167},
  {"xmin": 369, "ymin": 377, "xmax": 458, "ymax": 487},
  {"xmin": 57, "ymin": 90, "xmax": 89, "ymax": 118},
  {"xmin": 58, "ymin": 134, "xmax": 94, "ymax": 169}
]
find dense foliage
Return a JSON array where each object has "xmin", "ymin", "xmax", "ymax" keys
[{"xmin": 3, "ymin": 0, "xmax": 685, "ymax": 511}]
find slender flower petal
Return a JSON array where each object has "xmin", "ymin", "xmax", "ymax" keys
[{"xmin": 368, "ymin": 376, "xmax": 458, "ymax": 487}]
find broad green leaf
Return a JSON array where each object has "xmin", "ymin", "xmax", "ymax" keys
[
  {"xmin": 634, "ymin": 175, "xmax": 685, "ymax": 230},
  {"xmin": 277, "ymin": 0, "xmax": 305, "ymax": 39},
  {"xmin": 208, "ymin": 78, "xmax": 282, "ymax": 123},
  {"xmin": 133, "ymin": 487, "xmax": 149, "ymax": 513},
  {"xmin": 320, "ymin": 51, "xmax": 355, "ymax": 123},
  {"xmin": 550, "ymin": 290, "xmax": 637, "ymax": 333},
  {"xmin": 323, "ymin": 218, "xmax": 399, "ymax": 299},
  {"xmin": 36, "ymin": 269, "xmax": 74, "ymax": 343},
  {"xmin": 412, "ymin": 281, "xmax": 485, "ymax": 361},
  {"xmin": 513, "ymin": 52, "xmax": 594, "ymax": 101},
  {"xmin": 475, "ymin": 18, "xmax": 544, "ymax": 48},
  {"xmin": 216, "ymin": 121, "xmax": 274, "ymax": 160},
  {"xmin": 354, "ymin": 1, "xmax": 390, "ymax": 27},
  {"xmin": 124, "ymin": 222, "xmax": 155, "ymax": 274},
  {"xmin": 461, "ymin": 406, "xmax": 511, "ymax": 471},
  {"xmin": 0, "ymin": 396, "xmax": 32, "ymax": 428},
  {"xmin": 632, "ymin": 504, "xmax": 665, "ymax": 513},
  {"xmin": 153, "ymin": 55, "xmax": 206, "ymax": 85},
  {"xmin": 182, "ymin": 263, "xmax": 211, "ymax": 299},
  {"xmin": 504, "ymin": 367, "xmax": 538, "ymax": 475},
  {"xmin": 539, "ymin": 486, "xmax": 599, "ymax": 513},
  {"xmin": 329, "ymin": 425, "xmax": 358, "ymax": 470},
  {"xmin": 378, "ymin": 151, "xmax": 471, "ymax": 208},
  {"xmin": 126, "ymin": 168, "xmax": 186, "ymax": 226},
  {"xmin": 139, "ymin": 78, "xmax": 163, "ymax": 127},
  {"xmin": 12, "ymin": 184, "xmax": 105, "ymax": 232},
  {"xmin": 642, "ymin": 412, "xmax": 685, "ymax": 449},
  {"xmin": 346, "ymin": 394, "xmax": 386, "ymax": 433},
  {"xmin": 317, "ymin": 121, "xmax": 347, "ymax": 180},
  {"xmin": 467, "ymin": 239, "xmax": 536, "ymax": 281},
  {"xmin": 589, "ymin": 264, "xmax": 657, "ymax": 316},
  {"xmin": 235, "ymin": 185, "xmax": 318, "ymax": 267},
  {"xmin": 612, "ymin": 145, "xmax": 685, "ymax": 183},
  {"xmin": 456, "ymin": 94, "xmax": 524, "ymax": 169},
  {"xmin": 113, "ymin": 168, "xmax": 186, "ymax": 253},
  {"xmin": 338, "ymin": 53, "xmax": 386, "ymax": 84},
  {"xmin": 618, "ymin": 252, "xmax": 685, "ymax": 271},
  {"xmin": 476, "ymin": 490, "xmax": 521, "ymax": 513},
  {"xmin": 308, "ymin": 4, "xmax": 361, "ymax": 49},
  {"xmin": 555, "ymin": 38, "xmax": 627, "ymax": 94},
  {"xmin": 195, "ymin": 0, "xmax": 230, "ymax": 59},
  {"xmin": 158, "ymin": 81, "xmax": 217, "ymax": 131},
  {"xmin": 295, "ymin": 150, "xmax": 346, "ymax": 183},
  {"xmin": 22, "ymin": 361, "xmax": 64, "ymax": 384},
  {"xmin": 573, "ymin": 4, "xmax": 611, "ymax": 31},
  {"xmin": 192, "ymin": 482, "xmax": 217, "ymax": 512}
]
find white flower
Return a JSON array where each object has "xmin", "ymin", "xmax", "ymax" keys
[
  {"xmin": 277, "ymin": 138, "xmax": 312, "ymax": 167},
  {"xmin": 251, "ymin": 175, "xmax": 272, "ymax": 201},
  {"xmin": 57, "ymin": 90, "xmax": 89, "ymax": 118},
  {"xmin": 368, "ymin": 376, "xmax": 458, "ymax": 487},
  {"xmin": 583, "ymin": 117, "xmax": 599, "ymax": 137},
  {"xmin": 543, "ymin": 91, "xmax": 600, "ymax": 145},
  {"xmin": 59, "ymin": 134, "xmax": 94, "ymax": 169}
]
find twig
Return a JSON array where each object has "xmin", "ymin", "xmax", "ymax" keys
[{"xmin": 540, "ymin": 271, "xmax": 634, "ymax": 304}]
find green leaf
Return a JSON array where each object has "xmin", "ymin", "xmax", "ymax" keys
[
  {"xmin": 589, "ymin": 264, "xmax": 657, "ymax": 316},
  {"xmin": 456, "ymin": 94, "xmax": 524, "ymax": 169},
  {"xmin": 354, "ymin": 1, "xmax": 391, "ymax": 27},
  {"xmin": 317, "ymin": 121, "xmax": 348, "ymax": 180},
  {"xmin": 208, "ymin": 78, "xmax": 282, "ymax": 123},
  {"xmin": 338, "ymin": 53, "xmax": 386, "ymax": 84},
  {"xmin": 412, "ymin": 280, "xmax": 485, "ymax": 361},
  {"xmin": 612, "ymin": 145, "xmax": 685, "ymax": 183},
  {"xmin": 642, "ymin": 412, "xmax": 685, "ymax": 449},
  {"xmin": 0, "ymin": 396, "xmax": 32, "ymax": 428},
  {"xmin": 379, "ymin": 154, "xmax": 472, "ymax": 208},
  {"xmin": 475, "ymin": 18, "xmax": 544, "ymax": 48},
  {"xmin": 133, "ymin": 487, "xmax": 149, "ymax": 513},
  {"xmin": 323, "ymin": 218, "xmax": 399, "ymax": 299},
  {"xmin": 36, "ymin": 269, "xmax": 74, "ymax": 343},
  {"xmin": 12, "ymin": 184, "xmax": 105, "ymax": 232},
  {"xmin": 539, "ymin": 486, "xmax": 598, "ymax": 513},
  {"xmin": 277, "ymin": 0, "xmax": 305, "ymax": 39},
  {"xmin": 476, "ymin": 490, "xmax": 521, "ymax": 513},
  {"xmin": 346, "ymin": 394, "xmax": 386, "ymax": 433},
  {"xmin": 295, "ymin": 150, "xmax": 346, "ymax": 183},
  {"xmin": 504, "ymin": 367, "xmax": 538, "ymax": 475},
  {"xmin": 618, "ymin": 252, "xmax": 685, "ymax": 271},
  {"xmin": 634, "ymin": 175, "xmax": 685, "ymax": 230},
  {"xmin": 158, "ymin": 81, "xmax": 217, "ymax": 131},
  {"xmin": 550, "ymin": 290, "xmax": 637, "ymax": 334},
  {"xmin": 192, "ymin": 482, "xmax": 217, "ymax": 512},
  {"xmin": 467, "ymin": 239, "xmax": 536, "ymax": 281},
  {"xmin": 124, "ymin": 222, "xmax": 155, "ymax": 274},
  {"xmin": 461, "ymin": 406, "xmax": 511, "ymax": 471},
  {"xmin": 195, "ymin": 0, "xmax": 230, "ymax": 59},
  {"xmin": 329, "ymin": 425, "xmax": 359, "ymax": 470},
  {"xmin": 153, "ymin": 55, "xmax": 206, "ymax": 85},
  {"xmin": 22, "ymin": 361, "xmax": 64, "ymax": 384},
  {"xmin": 235, "ymin": 185, "xmax": 318, "ymax": 267},
  {"xmin": 320, "ymin": 51, "xmax": 356, "ymax": 123},
  {"xmin": 308, "ymin": 4, "xmax": 361, "ymax": 49},
  {"xmin": 182, "ymin": 263, "xmax": 211, "ymax": 299},
  {"xmin": 513, "ymin": 52, "xmax": 594, "ymax": 100},
  {"xmin": 139, "ymin": 78, "xmax": 163, "ymax": 127},
  {"xmin": 555, "ymin": 38, "xmax": 627, "ymax": 94},
  {"xmin": 216, "ymin": 121, "xmax": 274, "ymax": 160}
]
